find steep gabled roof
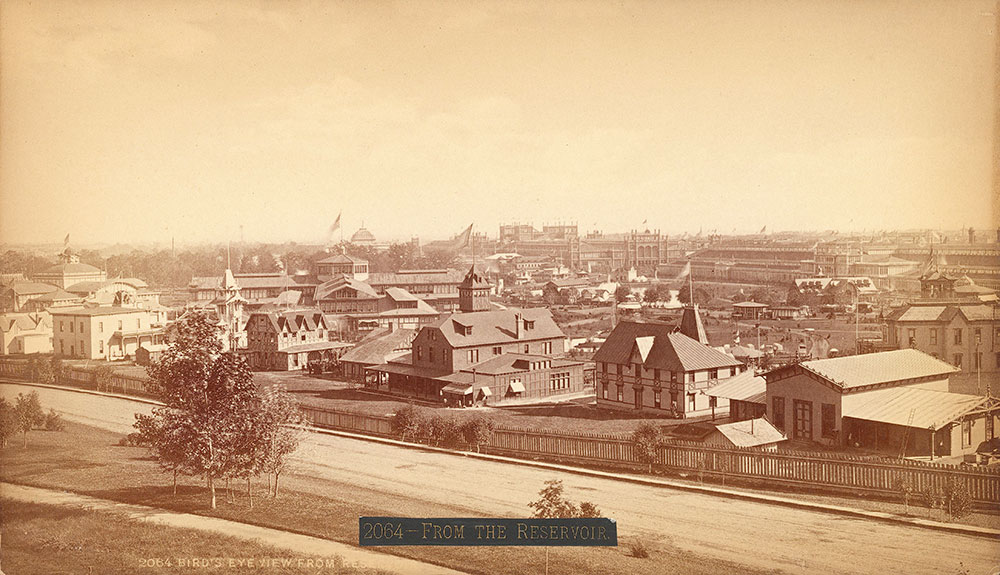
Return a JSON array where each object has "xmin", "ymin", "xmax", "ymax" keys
[{"xmin": 593, "ymin": 321, "xmax": 741, "ymax": 372}]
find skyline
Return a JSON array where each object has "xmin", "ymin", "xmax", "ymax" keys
[{"xmin": 1, "ymin": 0, "xmax": 997, "ymax": 246}]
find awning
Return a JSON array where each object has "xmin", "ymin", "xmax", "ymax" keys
[
  {"xmin": 441, "ymin": 383, "xmax": 473, "ymax": 395},
  {"xmin": 509, "ymin": 381, "xmax": 525, "ymax": 393},
  {"xmin": 480, "ymin": 386, "xmax": 492, "ymax": 397}
]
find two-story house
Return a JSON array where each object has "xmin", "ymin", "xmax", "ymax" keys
[{"xmin": 244, "ymin": 309, "xmax": 350, "ymax": 371}]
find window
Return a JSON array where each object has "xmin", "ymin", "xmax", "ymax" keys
[
  {"xmin": 467, "ymin": 349, "xmax": 479, "ymax": 363},
  {"xmin": 493, "ymin": 346, "xmax": 502, "ymax": 356},
  {"xmin": 669, "ymin": 392, "xmax": 678, "ymax": 410},
  {"xmin": 793, "ymin": 400, "xmax": 813, "ymax": 441},
  {"xmin": 602, "ymin": 383, "xmax": 608, "ymax": 400},
  {"xmin": 79, "ymin": 322, "xmax": 84, "ymax": 332},
  {"xmin": 60, "ymin": 321, "xmax": 64, "ymax": 332},
  {"xmin": 99, "ymin": 322, "xmax": 104, "ymax": 333},
  {"xmin": 542, "ymin": 341, "xmax": 552, "ymax": 354},
  {"xmin": 953, "ymin": 329, "xmax": 962, "ymax": 345},
  {"xmin": 953, "ymin": 354, "xmax": 963, "ymax": 369},
  {"xmin": 996, "ymin": 352, "xmax": 1000, "ymax": 368},
  {"xmin": 415, "ymin": 346, "xmax": 422, "ymax": 361},
  {"xmin": 962, "ymin": 420, "xmax": 973, "ymax": 448},
  {"xmin": 616, "ymin": 385, "xmax": 624, "ymax": 402},
  {"xmin": 687, "ymin": 372, "xmax": 696, "ymax": 383},
  {"xmin": 118, "ymin": 320, "xmax": 123, "ymax": 330},
  {"xmin": 70, "ymin": 322, "xmax": 74, "ymax": 333},
  {"xmin": 634, "ymin": 387, "xmax": 642, "ymax": 409},
  {"xmin": 772, "ymin": 397, "xmax": 785, "ymax": 431},
  {"xmin": 974, "ymin": 328, "xmax": 982, "ymax": 345},
  {"xmin": 523, "ymin": 344, "xmax": 529, "ymax": 353},
  {"xmin": 99, "ymin": 340, "xmax": 104, "ymax": 354},
  {"xmin": 687, "ymin": 393, "xmax": 696, "ymax": 412},
  {"xmin": 653, "ymin": 390, "xmax": 661, "ymax": 409},
  {"xmin": 549, "ymin": 372, "xmax": 570, "ymax": 391},
  {"xmin": 654, "ymin": 369, "xmax": 661, "ymax": 382},
  {"xmin": 60, "ymin": 340, "xmax": 64, "ymax": 353},
  {"xmin": 709, "ymin": 369, "xmax": 718, "ymax": 380},
  {"xmin": 70, "ymin": 345, "xmax": 74, "ymax": 356},
  {"xmin": 429, "ymin": 348, "xmax": 435, "ymax": 363},
  {"xmin": 929, "ymin": 329, "xmax": 937, "ymax": 345},
  {"xmin": 821, "ymin": 403, "xmax": 836, "ymax": 439},
  {"xmin": 730, "ymin": 367, "xmax": 738, "ymax": 377},
  {"xmin": 615, "ymin": 364, "xmax": 621, "ymax": 375},
  {"xmin": 907, "ymin": 329, "xmax": 916, "ymax": 345}
]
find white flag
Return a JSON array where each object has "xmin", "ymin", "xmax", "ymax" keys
[{"xmin": 676, "ymin": 261, "xmax": 691, "ymax": 280}]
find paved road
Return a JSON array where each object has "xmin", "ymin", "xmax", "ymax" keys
[{"xmin": 3, "ymin": 382, "xmax": 999, "ymax": 575}]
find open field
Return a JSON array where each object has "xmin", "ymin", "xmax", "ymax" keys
[{"xmin": 0, "ymin": 498, "xmax": 374, "ymax": 575}]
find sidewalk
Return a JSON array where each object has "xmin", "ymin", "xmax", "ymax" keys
[{"xmin": 0, "ymin": 483, "xmax": 466, "ymax": 575}]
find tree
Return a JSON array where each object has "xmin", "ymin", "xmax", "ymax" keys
[
  {"xmin": 139, "ymin": 311, "xmax": 260, "ymax": 509},
  {"xmin": 631, "ymin": 422, "xmax": 664, "ymax": 474},
  {"xmin": 615, "ymin": 285, "xmax": 631, "ymax": 303},
  {"xmin": 461, "ymin": 417, "xmax": 496, "ymax": 453},
  {"xmin": 0, "ymin": 398, "xmax": 18, "ymax": 448},
  {"xmin": 893, "ymin": 477, "xmax": 914, "ymax": 515},
  {"xmin": 14, "ymin": 391, "xmax": 45, "ymax": 447},
  {"xmin": 643, "ymin": 285, "xmax": 661, "ymax": 303},
  {"xmin": 257, "ymin": 385, "xmax": 306, "ymax": 499},
  {"xmin": 392, "ymin": 405, "xmax": 425, "ymax": 442},
  {"xmin": 943, "ymin": 480, "xmax": 972, "ymax": 520},
  {"xmin": 678, "ymin": 284, "xmax": 710, "ymax": 306}
]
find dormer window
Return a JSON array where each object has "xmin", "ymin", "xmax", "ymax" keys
[{"xmin": 524, "ymin": 319, "xmax": 535, "ymax": 330}]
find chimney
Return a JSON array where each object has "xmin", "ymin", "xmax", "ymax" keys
[
  {"xmin": 968, "ymin": 227, "xmax": 975, "ymax": 244},
  {"xmin": 514, "ymin": 312, "xmax": 521, "ymax": 339}
]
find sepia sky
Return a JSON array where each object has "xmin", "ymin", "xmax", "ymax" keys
[{"xmin": 1, "ymin": 0, "xmax": 997, "ymax": 246}]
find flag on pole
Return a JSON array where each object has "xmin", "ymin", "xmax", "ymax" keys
[
  {"xmin": 676, "ymin": 261, "xmax": 691, "ymax": 280},
  {"xmin": 329, "ymin": 212, "xmax": 342, "ymax": 234},
  {"xmin": 450, "ymin": 224, "xmax": 474, "ymax": 251},
  {"xmin": 759, "ymin": 225, "xmax": 767, "ymax": 234},
  {"xmin": 63, "ymin": 233, "xmax": 70, "ymax": 246}
]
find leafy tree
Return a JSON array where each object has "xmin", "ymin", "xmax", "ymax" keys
[
  {"xmin": 14, "ymin": 391, "xmax": 45, "ymax": 447},
  {"xmin": 643, "ymin": 285, "xmax": 662, "ymax": 303},
  {"xmin": 32, "ymin": 358, "xmax": 54, "ymax": 385},
  {"xmin": 893, "ymin": 477, "xmax": 914, "ymax": 515},
  {"xmin": 631, "ymin": 422, "xmax": 664, "ymax": 473},
  {"xmin": 140, "ymin": 312, "xmax": 259, "ymax": 509},
  {"xmin": 0, "ymin": 398, "xmax": 19, "ymax": 448},
  {"xmin": 48, "ymin": 356, "xmax": 63, "ymax": 383},
  {"xmin": 943, "ymin": 481, "xmax": 972, "ymax": 520},
  {"xmin": 392, "ymin": 405, "xmax": 425, "ymax": 442},
  {"xmin": 678, "ymin": 284, "xmax": 710, "ymax": 306},
  {"xmin": 461, "ymin": 417, "xmax": 496, "ymax": 453},
  {"xmin": 257, "ymin": 385, "xmax": 306, "ymax": 499},
  {"xmin": 577, "ymin": 501, "xmax": 602, "ymax": 518},
  {"xmin": 615, "ymin": 285, "xmax": 631, "ymax": 303}
]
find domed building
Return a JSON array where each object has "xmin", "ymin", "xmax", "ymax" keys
[
  {"xmin": 31, "ymin": 247, "xmax": 106, "ymax": 289},
  {"xmin": 350, "ymin": 225, "xmax": 377, "ymax": 247}
]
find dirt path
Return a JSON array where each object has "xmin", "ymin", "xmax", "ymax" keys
[{"xmin": 0, "ymin": 483, "xmax": 466, "ymax": 575}]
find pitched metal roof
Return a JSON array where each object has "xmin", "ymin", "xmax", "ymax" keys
[
  {"xmin": 313, "ymin": 276, "xmax": 379, "ymax": 301},
  {"xmin": 896, "ymin": 306, "xmax": 946, "ymax": 322},
  {"xmin": 593, "ymin": 321, "xmax": 741, "ymax": 372},
  {"xmin": 842, "ymin": 387, "xmax": 986, "ymax": 430},
  {"xmin": 368, "ymin": 269, "xmax": 465, "ymax": 287},
  {"xmin": 798, "ymin": 349, "xmax": 958, "ymax": 389},
  {"xmin": 714, "ymin": 418, "xmax": 786, "ymax": 448}
]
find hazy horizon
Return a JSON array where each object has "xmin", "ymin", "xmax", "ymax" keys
[{"xmin": 2, "ymin": 0, "xmax": 997, "ymax": 246}]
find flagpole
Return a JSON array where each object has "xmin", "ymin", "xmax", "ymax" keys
[{"xmin": 688, "ymin": 260, "xmax": 694, "ymax": 306}]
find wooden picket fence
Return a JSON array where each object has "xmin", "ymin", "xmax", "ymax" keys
[
  {"xmin": 3, "ymin": 357, "xmax": 998, "ymax": 505},
  {"xmin": 300, "ymin": 405, "xmax": 1000, "ymax": 505}
]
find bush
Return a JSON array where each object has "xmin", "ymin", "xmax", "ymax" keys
[
  {"xmin": 627, "ymin": 538, "xmax": 651, "ymax": 559},
  {"xmin": 461, "ymin": 417, "xmax": 495, "ymax": 453},
  {"xmin": 43, "ymin": 409, "xmax": 65, "ymax": 431},
  {"xmin": 391, "ymin": 405, "xmax": 424, "ymax": 442}
]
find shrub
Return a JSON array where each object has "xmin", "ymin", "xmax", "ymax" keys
[
  {"xmin": 627, "ymin": 538, "xmax": 651, "ymax": 559},
  {"xmin": 43, "ymin": 409, "xmax": 65, "ymax": 431},
  {"xmin": 461, "ymin": 417, "xmax": 495, "ymax": 453},
  {"xmin": 391, "ymin": 405, "xmax": 424, "ymax": 442}
]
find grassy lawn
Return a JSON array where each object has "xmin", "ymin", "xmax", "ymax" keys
[
  {"xmin": 0, "ymin": 422, "xmax": 773, "ymax": 575},
  {"xmin": 0, "ymin": 499, "xmax": 379, "ymax": 575}
]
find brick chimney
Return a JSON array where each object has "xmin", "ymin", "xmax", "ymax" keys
[{"xmin": 514, "ymin": 312, "xmax": 521, "ymax": 339}]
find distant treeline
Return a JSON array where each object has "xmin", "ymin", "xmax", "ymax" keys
[{"xmin": 0, "ymin": 242, "xmax": 457, "ymax": 288}]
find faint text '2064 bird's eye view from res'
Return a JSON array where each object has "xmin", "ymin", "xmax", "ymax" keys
[{"xmin": 1, "ymin": 1, "xmax": 999, "ymax": 574}]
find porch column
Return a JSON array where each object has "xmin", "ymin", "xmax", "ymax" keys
[{"xmin": 930, "ymin": 429, "xmax": 935, "ymax": 461}]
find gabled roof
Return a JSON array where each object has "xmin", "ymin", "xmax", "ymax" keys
[
  {"xmin": 368, "ymin": 269, "xmax": 465, "ymax": 287},
  {"xmin": 384, "ymin": 287, "xmax": 418, "ymax": 302},
  {"xmin": 714, "ymin": 418, "xmax": 786, "ymax": 448},
  {"xmin": 706, "ymin": 370, "xmax": 766, "ymax": 404},
  {"xmin": 0, "ymin": 312, "xmax": 51, "ymax": 333},
  {"xmin": 7, "ymin": 282, "xmax": 58, "ymax": 296},
  {"xmin": 27, "ymin": 288, "xmax": 81, "ymax": 303},
  {"xmin": 313, "ymin": 276, "xmax": 379, "ymax": 301},
  {"xmin": 251, "ymin": 309, "xmax": 327, "ymax": 334},
  {"xmin": 767, "ymin": 349, "xmax": 958, "ymax": 390},
  {"xmin": 593, "ymin": 321, "xmax": 741, "ymax": 372},
  {"xmin": 38, "ymin": 262, "xmax": 102, "ymax": 275},
  {"xmin": 426, "ymin": 307, "xmax": 565, "ymax": 348}
]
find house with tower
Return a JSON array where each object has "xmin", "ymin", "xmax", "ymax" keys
[{"xmin": 370, "ymin": 266, "xmax": 587, "ymax": 406}]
